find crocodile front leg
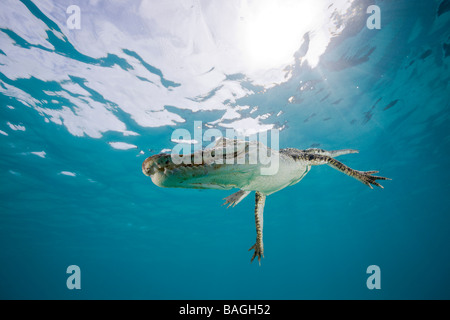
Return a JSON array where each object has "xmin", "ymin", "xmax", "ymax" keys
[
  {"xmin": 223, "ymin": 190, "xmax": 251, "ymax": 208},
  {"xmin": 249, "ymin": 192, "xmax": 266, "ymax": 265}
]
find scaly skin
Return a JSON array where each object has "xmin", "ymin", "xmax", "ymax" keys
[
  {"xmin": 249, "ymin": 192, "xmax": 265, "ymax": 265},
  {"xmin": 142, "ymin": 138, "xmax": 390, "ymax": 264}
]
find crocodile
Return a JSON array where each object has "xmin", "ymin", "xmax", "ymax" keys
[{"xmin": 142, "ymin": 137, "xmax": 390, "ymax": 265}]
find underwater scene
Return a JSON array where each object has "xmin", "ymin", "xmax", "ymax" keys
[{"xmin": 0, "ymin": 0, "xmax": 449, "ymax": 299}]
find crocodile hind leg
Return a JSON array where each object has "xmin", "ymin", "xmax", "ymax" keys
[
  {"xmin": 249, "ymin": 192, "xmax": 266, "ymax": 265},
  {"xmin": 304, "ymin": 154, "xmax": 391, "ymax": 189},
  {"xmin": 223, "ymin": 190, "xmax": 251, "ymax": 208}
]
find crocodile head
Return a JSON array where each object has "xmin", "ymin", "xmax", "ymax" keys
[
  {"xmin": 142, "ymin": 151, "xmax": 223, "ymax": 189},
  {"xmin": 142, "ymin": 138, "xmax": 282, "ymax": 192}
]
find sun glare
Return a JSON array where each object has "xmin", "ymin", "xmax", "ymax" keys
[{"xmin": 241, "ymin": 0, "xmax": 328, "ymax": 70}]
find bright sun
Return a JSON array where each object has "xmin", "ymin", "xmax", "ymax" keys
[{"xmin": 241, "ymin": 0, "xmax": 332, "ymax": 70}]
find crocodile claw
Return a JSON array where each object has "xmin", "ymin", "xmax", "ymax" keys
[{"xmin": 249, "ymin": 243, "xmax": 264, "ymax": 266}]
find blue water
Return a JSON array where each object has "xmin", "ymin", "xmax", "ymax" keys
[{"xmin": 1, "ymin": 0, "xmax": 449, "ymax": 299}]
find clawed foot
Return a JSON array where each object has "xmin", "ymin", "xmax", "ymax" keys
[
  {"xmin": 357, "ymin": 170, "xmax": 391, "ymax": 189},
  {"xmin": 249, "ymin": 243, "xmax": 264, "ymax": 265},
  {"xmin": 222, "ymin": 195, "xmax": 239, "ymax": 208},
  {"xmin": 222, "ymin": 190, "xmax": 250, "ymax": 208}
]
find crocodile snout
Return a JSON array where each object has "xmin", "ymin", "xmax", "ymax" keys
[
  {"xmin": 142, "ymin": 153, "xmax": 174, "ymax": 176},
  {"xmin": 142, "ymin": 155, "xmax": 157, "ymax": 176}
]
